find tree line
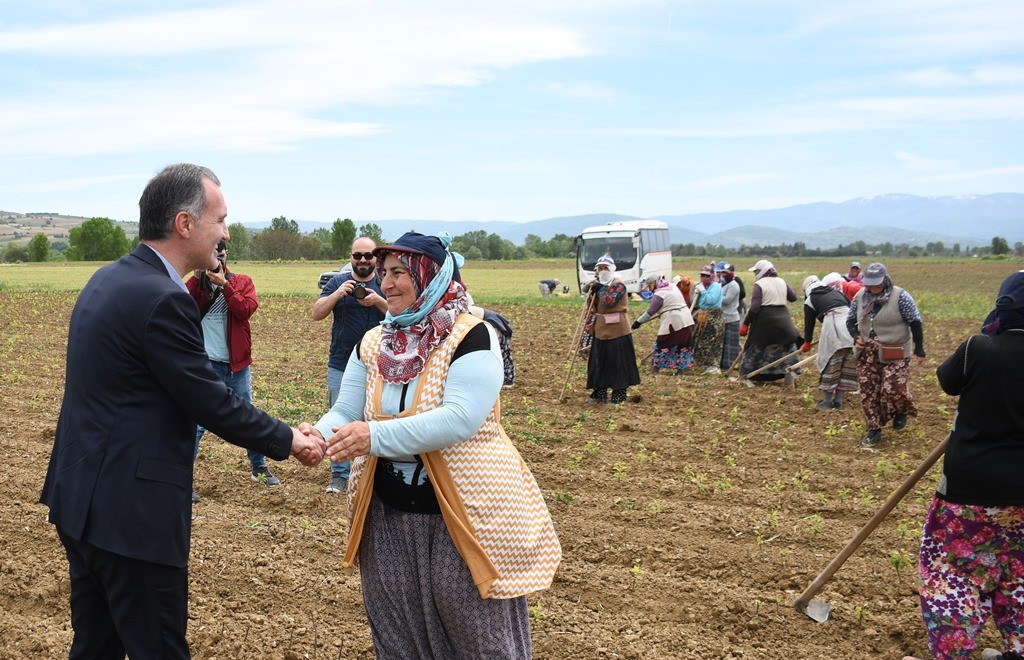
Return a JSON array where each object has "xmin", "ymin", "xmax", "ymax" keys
[{"xmin": 1, "ymin": 216, "xmax": 1021, "ymax": 263}]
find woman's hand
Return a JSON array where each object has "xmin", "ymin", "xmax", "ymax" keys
[{"xmin": 327, "ymin": 421, "xmax": 371, "ymax": 463}]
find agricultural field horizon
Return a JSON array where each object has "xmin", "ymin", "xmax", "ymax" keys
[{"xmin": 2, "ymin": 256, "xmax": 1022, "ymax": 657}]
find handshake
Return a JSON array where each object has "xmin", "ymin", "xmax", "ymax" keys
[
  {"xmin": 288, "ymin": 423, "xmax": 328, "ymax": 467},
  {"xmin": 288, "ymin": 421, "xmax": 372, "ymax": 467}
]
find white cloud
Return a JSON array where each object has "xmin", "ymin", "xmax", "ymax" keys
[
  {"xmin": 479, "ymin": 160, "xmax": 565, "ymax": 175},
  {"xmin": 679, "ymin": 173, "xmax": 787, "ymax": 190},
  {"xmin": 0, "ymin": 174, "xmax": 148, "ymax": 195},
  {"xmin": 919, "ymin": 164, "xmax": 1024, "ymax": 182},
  {"xmin": 597, "ymin": 92, "xmax": 1024, "ymax": 139},
  {"xmin": 0, "ymin": 1, "xmax": 591, "ymax": 157},
  {"xmin": 893, "ymin": 151, "xmax": 955, "ymax": 173},
  {"xmin": 782, "ymin": 0, "xmax": 1023, "ymax": 58},
  {"xmin": 546, "ymin": 82, "xmax": 619, "ymax": 104}
]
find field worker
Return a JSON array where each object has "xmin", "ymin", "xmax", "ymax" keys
[
  {"xmin": 801, "ymin": 275, "xmax": 857, "ymax": 410},
  {"xmin": 40, "ymin": 163, "xmax": 325, "ymax": 659},
  {"xmin": 910, "ymin": 270, "xmax": 1024, "ymax": 660},
  {"xmin": 718, "ymin": 262, "xmax": 743, "ymax": 371},
  {"xmin": 846, "ymin": 263, "xmax": 925, "ymax": 447},
  {"xmin": 187, "ymin": 239, "xmax": 277, "ymax": 502},
  {"xmin": 311, "ymin": 236, "xmax": 388, "ymax": 493},
  {"xmin": 584, "ymin": 255, "xmax": 641, "ymax": 403},
  {"xmin": 673, "ymin": 273, "xmax": 695, "ymax": 307},
  {"xmin": 308, "ymin": 231, "xmax": 561, "ymax": 658},
  {"xmin": 739, "ymin": 260, "xmax": 802, "ymax": 385},
  {"xmin": 632, "ymin": 277, "xmax": 694, "ymax": 374},
  {"xmin": 691, "ymin": 262, "xmax": 725, "ymax": 373},
  {"xmin": 538, "ymin": 278, "xmax": 560, "ymax": 297},
  {"xmin": 823, "ymin": 270, "xmax": 863, "ymax": 300},
  {"xmin": 846, "ymin": 261, "xmax": 863, "ymax": 283}
]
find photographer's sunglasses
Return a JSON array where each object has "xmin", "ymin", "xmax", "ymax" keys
[{"xmin": 351, "ymin": 252, "xmax": 375, "ymax": 261}]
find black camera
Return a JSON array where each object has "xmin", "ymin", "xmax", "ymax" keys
[{"xmin": 351, "ymin": 282, "xmax": 368, "ymax": 300}]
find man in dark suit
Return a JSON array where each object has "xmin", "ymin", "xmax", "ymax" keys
[{"xmin": 40, "ymin": 163, "xmax": 326, "ymax": 659}]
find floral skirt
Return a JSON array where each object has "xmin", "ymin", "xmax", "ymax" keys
[
  {"xmin": 857, "ymin": 341, "xmax": 917, "ymax": 430},
  {"xmin": 651, "ymin": 340, "xmax": 694, "ymax": 373},
  {"xmin": 918, "ymin": 497, "xmax": 1024, "ymax": 659}
]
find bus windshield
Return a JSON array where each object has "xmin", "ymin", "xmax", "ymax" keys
[{"xmin": 578, "ymin": 236, "xmax": 637, "ymax": 271}]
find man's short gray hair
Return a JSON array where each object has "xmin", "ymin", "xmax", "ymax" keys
[{"xmin": 138, "ymin": 164, "xmax": 221, "ymax": 241}]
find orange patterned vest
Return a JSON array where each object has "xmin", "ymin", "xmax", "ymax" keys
[{"xmin": 343, "ymin": 314, "xmax": 562, "ymax": 599}]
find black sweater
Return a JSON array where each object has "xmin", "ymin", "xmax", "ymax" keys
[
  {"xmin": 935, "ymin": 329, "xmax": 1024, "ymax": 505},
  {"xmin": 802, "ymin": 286, "xmax": 849, "ymax": 342}
]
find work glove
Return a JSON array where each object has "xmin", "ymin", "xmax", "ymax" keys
[
  {"xmin": 630, "ymin": 320, "xmax": 641, "ymax": 330},
  {"xmin": 739, "ymin": 323, "xmax": 748, "ymax": 337},
  {"xmin": 800, "ymin": 342, "xmax": 812, "ymax": 353}
]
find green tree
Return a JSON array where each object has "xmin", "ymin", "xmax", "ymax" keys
[
  {"xmin": 991, "ymin": 236, "xmax": 1010, "ymax": 255},
  {"xmin": 2, "ymin": 244, "xmax": 30, "ymax": 263},
  {"xmin": 250, "ymin": 230, "xmax": 301, "ymax": 260},
  {"xmin": 228, "ymin": 223, "xmax": 251, "ymax": 259},
  {"xmin": 66, "ymin": 217, "xmax": 130, "ymax": 261},
  {"xmin": 299, "ymin": 235, "xmax": 324, "ymax": 260},
  {"xmin": 331, "ymin": 218, "xmax": 357, "ymax": 258},
  {"xmin": 358, "ymin": 223, "xmax": 386, "ymax": 244},
  {"xmin": 269, "ymin": 216, "xmax": 300, "ymax": 234},
  {"xmin": 28, "ymin": 232, "xmax": 50, "ymax": 262},
  {"xmin": 309, "ymin": 227, "xmax": 332, "ymax": 257}
]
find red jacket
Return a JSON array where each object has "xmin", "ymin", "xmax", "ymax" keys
[
  {"xmin": 186, "ymin": 269, "xmax": 258, "ymax": 373},
  {"xmin": 840, "ymin": 279, "xmax": 864, "ymax": 300}
]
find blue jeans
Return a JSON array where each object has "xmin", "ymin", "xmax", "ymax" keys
[
  {"xmin": 327, "ymin": 366, "xmax": 351, "ymax": 479},
  {"xmin": 194, "ymin": 363, "xmax": 265, "ymax": 470}
]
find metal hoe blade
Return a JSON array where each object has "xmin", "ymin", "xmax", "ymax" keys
[{"xmin": 796, "ymin": 598, "xmax": 833, "ymax": 623}]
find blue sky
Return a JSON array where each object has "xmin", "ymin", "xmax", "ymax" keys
[{"xmin": 1, "ymin": 1, "xmax": 1021, "ymax": 226}]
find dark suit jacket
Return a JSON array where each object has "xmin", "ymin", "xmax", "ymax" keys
[{"xmin": 40, "ymin": 245, "xmax": 292, "ymax": 568}]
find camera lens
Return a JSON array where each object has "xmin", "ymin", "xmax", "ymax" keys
[{"xmin": 352, "ymin": 284, "xmax": 368, "ymax": 300}]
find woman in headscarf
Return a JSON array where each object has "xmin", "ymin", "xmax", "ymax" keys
[
  {"xmin": 631, "ymin": 277, "xmax": 695, "ymax": 374},
  {"xmin": 910, "ymin": 270, "xmax": 1024, "ymax": 660},
  {"xmin": 801, "ymin": 275, "xmax": 857, "ymax": 410},
  {"xmin": 823, "ymin": 271, "xmax": 863, "ymax": 300},
  {"xmin": 673, "ymin": 273, "xmax": 694, "ymax": 307},
  {"xmin": 690, "ymin": 262, "xmax": 726, "ymax": 373},
  {"xmin": 717, "ymin": 262, "xmax": 743, "ymax": 371},
  {"xmin": 846, "ymin": 262, "xmax": 925, "ymax": 447},
  {"xmin": 584, "ymin": 254, "xmax": 641, "ymax": 403},
  {"xmin": 310, "ymin": 232, "xmax": 561, "ymax": 658},
  {"xmin": 739, "ymin": 260, "xmax": 803, "ymax": 384}
]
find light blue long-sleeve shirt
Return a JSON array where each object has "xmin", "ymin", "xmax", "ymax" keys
[{"xmin": 314, "ymin": 323, "xmax": 504, "ymax": 483}]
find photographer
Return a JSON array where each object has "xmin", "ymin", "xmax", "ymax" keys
[
  {"xmin": 311, "ymin": 236, "xmax": 388, "ymax": 493},
  {"xmin": 187, "ymin": 240, "xmax": 276, "ymax": 500}
]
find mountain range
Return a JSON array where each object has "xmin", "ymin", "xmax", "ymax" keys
[{"xmin": 244, "ymin": 193, "xmax": 1023, "ymax": 250}]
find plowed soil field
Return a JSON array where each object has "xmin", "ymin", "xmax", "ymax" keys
[{"xmin": 0, "ymin": 261, "xmax": 1015, "ymax": 658}]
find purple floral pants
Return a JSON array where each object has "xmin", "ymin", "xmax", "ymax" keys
[{"xmin": 918, "ymin": 498, "xmax": 1024, "ymax": 659}]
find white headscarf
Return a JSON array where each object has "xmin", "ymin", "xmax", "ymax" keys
[
  {"xmin": 596, "ymin": 254, "xmax": 616, "ymax": 285},
  {"xmin": 803, "ymin": 275, "xmax": 821, "ymax": 307},
  {"xmin": 822, "ymin": 272, "xmax": 843, "ymax": 289}
]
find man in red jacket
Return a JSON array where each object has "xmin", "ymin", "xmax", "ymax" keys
[{"xmin": 187, "ymin": 240, "xmax": 276, "ymax": 500}]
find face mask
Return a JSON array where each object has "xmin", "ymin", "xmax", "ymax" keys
[{"xmin": 598, "ymin": 271, "xmax": 613, "ymax": 285}]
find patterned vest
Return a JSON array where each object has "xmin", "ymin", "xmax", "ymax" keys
[
  {"xmin": 343, "ymin": 314, "xmax": 562, "ymax": 599},
  {"xmin": 594, "ymin": 278, "xmax": 631, "ymax": 340},
  {"xmin": 854, "ymin": 285, "xmax": 911, "ymax": 357}
]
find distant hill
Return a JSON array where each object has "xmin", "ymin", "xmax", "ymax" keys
[
  {"xmin": 243, "ymin": 193, "xmax": 1020, "ymax": 249},
  {"xmin": 5, "ymin": 193, "xmax": 1021, "ymax": 250},
  {"xmin": 654, "ymin": 193, "xmax": 1023, "ymax": 248}
]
